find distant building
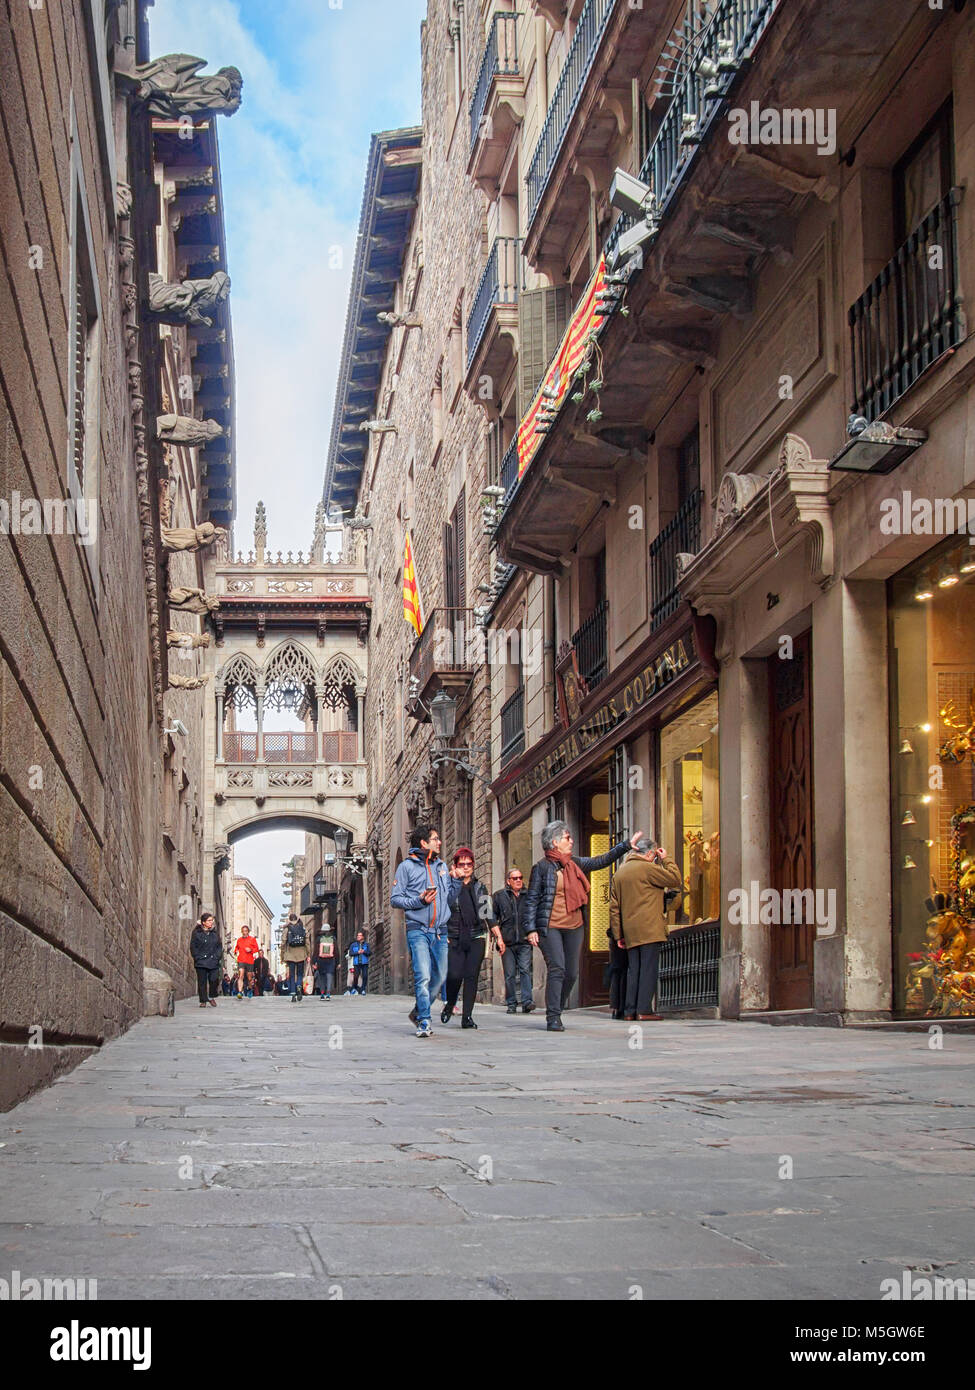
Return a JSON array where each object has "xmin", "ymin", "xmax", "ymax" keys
[{"xmin": 232, "ymin": 877, "xmax": 274, "ymax": 968}]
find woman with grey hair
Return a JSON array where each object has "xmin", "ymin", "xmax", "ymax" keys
[{"xmin": 522, "ymin": 820, "xmax": 644, "ymax": 1031}]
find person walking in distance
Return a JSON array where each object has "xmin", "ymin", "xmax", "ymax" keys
[
  {"xmin": 522, "ymin": 821, "xmax": 645, "ymax": 1032},
  {"xmin": 609, "ymin": 836, "xmax": 683, "ymax": 1021},
  {"xmin": 314, "ymin": 925, "xmax": 337, "ymax": 999},
  {"xmin": 441, "ymin": 848, "xmax": 499, "ymax": 1030},
  {"xmin": 234, "ymin": 925, "xmax": 261, "ymax": 999},
  {"xmin": 492, "ymin": 867, "xmax": 536, "ymax": 1015},
  {"xmin": 190, "ymin": 911, "xmax": 222, "ymax": 1008},
  {"xmin": 349, "ymin": 931, "xmax": 370, "ymax": 995},
  {"xmin": 281, "ymin": 913, "xmax": 310, "ymax": 1003},
  {"xmin": 390, "ymin": 824, "xmax": 462, "ymax": 1038}
]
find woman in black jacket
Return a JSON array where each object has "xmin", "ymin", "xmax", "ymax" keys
[
  {"xmin": 441, "ymin": 847, "xmax": 501, "ymax": 1029},
  {"xmin": 190, "ymin": 912, "xmax": 223, "ymax": 1008},
  {"xmin": 522, "ymin": 821, "xmax": 643, "ymax": 1031}
]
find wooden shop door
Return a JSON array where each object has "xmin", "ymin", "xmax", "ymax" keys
[{"xmin": 768, "ymin": 630, "xmax": 815, "ymax": 1010}]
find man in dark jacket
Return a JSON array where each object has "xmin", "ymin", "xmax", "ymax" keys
[
  {"xmin": 522, "ymin": 820, "xmax": 644, "ymax": 1031},
  {"xmin": 492, "ymin": 868, "xmax": 536, "ymax": 1014},
  {"xmin": 190, "ymin": 912, "xmax": 222, "ymax": 1008}
]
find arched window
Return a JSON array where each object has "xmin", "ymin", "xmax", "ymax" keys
[
  {"xmin": 263, "ymin": 642, "xmax": 318, "ymax": 715},
  {"xmin": 220, "ymin": 653, "xmax": 258, "ymax": 712}
]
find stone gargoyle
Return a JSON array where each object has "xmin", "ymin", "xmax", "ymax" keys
[
  {"xmin": 157, "ymin": 414, "xmax": 224, "ymax": 448},
  {"xmin": 133, "ymin": 54, "xmax": 243, "ymax": 119},
  {"xmin": 161, "ymin": 521, "xmax": 226, "ymax": 552},
  {"xmin": 147, "ymin": 270, "xmax": 231, "ymax": 328},
  {"xmin": 168, "ymin": 586, "xmax": 220, "ymax": 615},
  {"xmin": 168, "ymin": 673, "xmax": 214, "ymax": 690},
  {"xmin": 167, "ymin": 630, "xmax": 212, "ymax": 650}
]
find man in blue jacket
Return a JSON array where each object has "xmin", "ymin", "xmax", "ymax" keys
[{"xmin": 390, "ymin": 824, "xmax": 462, "ymax": 1037}]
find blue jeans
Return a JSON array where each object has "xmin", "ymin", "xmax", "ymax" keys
[
  {"xmin": 407, "ymin": 928, "xmax": 447, "ymax": 1026},
  {"xmin": 501, "ymin": 942, "xmax": 534, "ymax": 1007}
]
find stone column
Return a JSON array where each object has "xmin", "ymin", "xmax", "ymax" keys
[
  {"xmin": 256, "ymin": 680, "xmax": 265, "ymax": 761},
  {"xmin": 812, "ymin": 579, "xmax": 892, "ymax": 1019},
  {"xmin": 215, "ymin": 689, "xmax": 224, "ymax": 761},
  {"xmin": 355, "ymin": 680, "xmax": 367, "ymax": 761},
  {"xmin": 318, "ymin": 688, "xmax": 329, "ymax": 761}
]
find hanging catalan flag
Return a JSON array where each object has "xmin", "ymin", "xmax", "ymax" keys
[
  {"xmin": 517, "ymin": 255, "xmax": 608, "ymax": 480},
  {"xmin": 403, "ymin": 530, "xmax": 424, "ymax": 637}
]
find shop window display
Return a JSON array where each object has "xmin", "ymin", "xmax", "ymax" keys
[
  {"xmin": 659, "ymin": 692, "xmax": 720, "ymax": 925},
  {"xmin": 891, "ymin": 539, "xmax": 975, "ymax": 1016}
]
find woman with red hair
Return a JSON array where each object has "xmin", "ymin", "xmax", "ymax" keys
[{"xmin": 441, "ymin": 847, "xmax": 500, "ymax": 1029}]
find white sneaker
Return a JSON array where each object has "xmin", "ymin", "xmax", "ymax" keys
[{"xmin": 415, "ymin": 1022, "xmax": 433, "ymax": 1038}]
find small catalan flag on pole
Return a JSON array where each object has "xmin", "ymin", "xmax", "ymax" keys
[{"xmin": 403, "ymin": 530, "xmax": 424, "ymax": 637}]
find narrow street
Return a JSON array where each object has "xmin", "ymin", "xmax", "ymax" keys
[{"xmin": 2, "ymin": 1000, "xmax": 973, "ymax": 1301}]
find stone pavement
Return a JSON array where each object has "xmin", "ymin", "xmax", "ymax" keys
[{"xmin": 1, "ymin": 995, "xmax": 974, "ymax": 1300}]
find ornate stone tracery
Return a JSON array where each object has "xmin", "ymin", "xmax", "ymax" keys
[{"xmin": 263, "ymin": 641, "xmax": 318, "ymax": 713}]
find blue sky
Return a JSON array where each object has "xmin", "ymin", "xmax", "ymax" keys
[{"xmin": 148, "ymin": 0, "xmax": 427, "ymax": 923}]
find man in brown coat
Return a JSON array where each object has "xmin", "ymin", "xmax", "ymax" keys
[{"xmin": 609, "ymin": 836, "xmax": 683, "ymax": 1020}]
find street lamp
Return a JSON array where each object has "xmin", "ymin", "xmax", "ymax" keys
[
  {"xmin": 313, "ymin": 868, "xmax": 327, "ymax": 901},
  {"xmin": 333, "ymin": 827, "xmax": 351, "ymax": 858},
  {"xmin": 429, "ymin": 690, "xmax": 457, "ymax": 741}
]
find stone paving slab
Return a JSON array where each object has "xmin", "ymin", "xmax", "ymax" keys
[{"xmin": 1, "ymin": 996, "xmax": 974, "ymax": 1299}]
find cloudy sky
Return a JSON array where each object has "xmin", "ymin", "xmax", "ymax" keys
[{"xmin": 148, "ymin": 0, "xmax": 427, "ymax": 924}]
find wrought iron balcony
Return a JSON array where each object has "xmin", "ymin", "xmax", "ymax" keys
[
  {"xmin": 526, "ymin": 0, "xmax": 617, "ymax": 228},
  {"xmin": 409, "ymin": 608, "xmax": 477, "ymax": 717},
  {"xmin": 499, "ymin": 436, "xmax": 520, "ymax": 506},
  {"xmin": 572, "ymin": 598, "xmax": 609, "ymax": 693},
  {"xmin": 467, "ymin": 236, "xmax": 522, "ymax": 373},
  {"xmin": 850, "ymin": 188, "xmax": 964, "ymax": 422},
  {"xmin": 500, "ymin": 686, "xmax": 525, "ymax": 767},
  {"xmin": 469, "ymin": 11, "xmax": 519, "ymax": 155},
  {"xmin": 605, "ymin": 0, "xmax": 780, "ymax": 263},
  {"xmin": 650, "ymin": 489, "xmax": 703, "ymax": 631}
]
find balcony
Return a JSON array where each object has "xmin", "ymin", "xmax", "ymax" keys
[
  {"xmin": 465, "ymin": 237, "xmax": 522, "ymax": 390},
  {"xmin": 523, "ymin": 0, "xmax": 668, "ymax": 268},
  {"xmin": 500, "ymin": 436, "xmax": 520, "ymax": 504},
  {"xmin": 222, "ymin": 731, "xmax": 358, "ymax": 763},
  {"xmin": 605, "ymin": 0, "xmax": 781, "ymax": 266},
  {"xmin": 409, "ymin": 608, "xmax": 477, "ymax": 720},
  {"xmin": 650, "ymin": 490, "xmax": 703, "ymax": 631},
  {"xmin": 500, "ymin": 686, "xmax": 525, "ymax": 767},
  {"xmin": 468, "ymin": 11, "xmax": 523, "ymax": 192},
  {"xmin": 572, "ymin": 598, "xmax": 609, "ymax": 693},
  {"xmin": 850, "ymin": 188, "xmax": 964, "ymax": 423}
]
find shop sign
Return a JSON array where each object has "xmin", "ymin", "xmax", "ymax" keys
[{"xmin": 497, "ymin": 631, "xmax": 695, "ymax": 820}]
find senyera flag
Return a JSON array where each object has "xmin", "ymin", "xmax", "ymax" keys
[
  {"xmin": 403, "ymin": 530, "xmax": 424, "ymax": 637},
  {"xmin": 516, "ymin": 255, "xmax": 608, "ymax": 479}
]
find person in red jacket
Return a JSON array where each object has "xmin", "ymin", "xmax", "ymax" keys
[{"xmin": 234, "ymin": 929, "xmax": 260, "ymax": 998}]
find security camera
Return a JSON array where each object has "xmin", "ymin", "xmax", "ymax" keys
[
  {"xmin": 164, "ymin": 718, "xmax": 189, "ymax": 738},
  {"xmin": 609, "ymin": 168, "xmax": 654, "ymax": 219}
]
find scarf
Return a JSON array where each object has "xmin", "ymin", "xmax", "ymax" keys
[
  {"xmin": 544, "ymin": 848, "xmax": 590, "ymax": 914},
  {"xmin": 457, "ymin": 881, "xmax": 480, "ymax": 949}
]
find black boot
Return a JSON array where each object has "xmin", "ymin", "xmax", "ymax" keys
[{"xmin": 461, "ymin": 1017, "xmax": 477, "ymax": 1029}]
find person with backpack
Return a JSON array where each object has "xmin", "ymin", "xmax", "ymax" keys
[
  {"xmin": 190, "ymin": 911, "xmax": 222, "ymax": 1008},
  {"xmin": 314, "ymin": 926, "xmax": 337, "ymax": 999},
  {"xmin": 349, "ymin": 932, "xmax": 370, "ymax": 995},
  {"xmin": 281, "ymin": 913, "xmax": 310, "ymax": 1003}
]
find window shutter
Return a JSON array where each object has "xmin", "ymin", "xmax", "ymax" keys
[
  {"xmin": 443, "ymin": 520, "xmax": 456, "ymax": 610},
  {"xmin": 454, "ymin": 486, "xmax": 466, "ymax": 610},
  {"xmin": 518, "ymin": 286, "xmax": 570, "ymax": 415}
]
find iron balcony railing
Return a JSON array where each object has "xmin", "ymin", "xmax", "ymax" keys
[
  {"xmin": 650, "ymin": 488, "xmax": 703, "ymax": 631},
  {"xmin": 469, "ymin": 10, "xmax": 519, "ymax": 155},
  {"xmin": 850, "ymin": 188, "xmax": 964, "ymax": 422},
  {"xmin": 222, "ymin": 731, "xmax": 358, "ymax": 763},
  {"xmin": 658, "ymin": 923, "xmax": 720, "ymax": 1011},
  {"xmin": 572, "ymin": 598, "xmax": 609, "ymax": 692},
  {"xmin": 467, "ymin": 236, "xmax": 522, "ymax": 371},
  {"xmin": 605, "ymin": 0, "xmax": 780, "ymax": 263},
  {"xmin": 500, "ymin": 435, "xmax": 521, "ymax": 506},
  {"xmin": 500, "ymin": 685, "xmax": 525, "ymax": 767},
  {"xmin": 526, "ymin": 0, "xmax": 617, "ymax": 227},
  {"xmin": 409, "ymin": 608, "xmax": 477, "ymax": 695},
  {"xmin": 265, "ymin": 732, "xmax": 317, "ymax": 764}
]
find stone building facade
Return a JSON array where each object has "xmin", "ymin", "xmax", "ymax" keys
[
  {"xmin": 231, "ymin": 876, "xmax": 274, "ymax": 962},
  {"xmin": 0, "ymin": 0, "xmax": 238, "ymax": 1108},
  {"xmin": 478, "ymin": 0, "xmax": 975, "ymax": 1024}
]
